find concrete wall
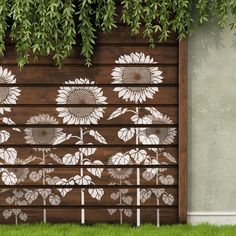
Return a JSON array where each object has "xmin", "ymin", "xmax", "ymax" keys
[{"xmin": 187, "ymin": 21, "xmax": 236, "ymax": 224}]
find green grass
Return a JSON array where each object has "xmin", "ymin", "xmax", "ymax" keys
[{"xmin": 0, "ymin": 224, "xmax": 236, "ymax": 236}]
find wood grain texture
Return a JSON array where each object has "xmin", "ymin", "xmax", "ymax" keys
[
  {"xmin": 0, "ymin": 66, "xmax": 178, "ymax": 85},
  {"xmin": 0, "ymin": 23, "xmax": 186, "ymax": 225},
  {"xmin": 0, "ymin": 46, "xmax": 178, "ymax": 65},
  {"xmin": 178, "ymin": 39, "xmax": 187, "ymax": 223}
]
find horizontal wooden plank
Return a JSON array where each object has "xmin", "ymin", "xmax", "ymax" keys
[
  {"xmin": 96, "ymin": 26, "xmax": 178, "ymax": 44},
  {"xmin": 0, "ymin": 187, "xmax": 177, "ymax": 206},
  {"xmin": 1, "ymin": 126, "xmax": 178, "ymax": 145},
  {"xmin": 0, "ymin": 46, "xmax": 178, "ymax": 65},
  {"xmin": 5, "ymin": 26, "xmax": 178, "ymax": 45},
  {"xmin": 0, "ymin": 147, "xmax": 178, "ymax": 165},
  {"xmin": 0, "ymin": 208, "xmax": 178, "ymax": 224},
  {"xmin": 2, "ymin": 65, "xmax": 178, "ymax": 85},
  {"xmin": 0, "ymin": 106, "xmax": 178, "ymax": 125},
  {"xmin": 0, "ymin": 86, "xmax": 178, "ymax": 105},
  {"xmin": 0, "ymin": 167, "xmax": 178, "ymax": 186}
]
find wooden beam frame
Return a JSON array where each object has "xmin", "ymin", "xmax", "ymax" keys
[{"xmin": 178, "ymin": 38, "xmax": 187, "ymax": 223}]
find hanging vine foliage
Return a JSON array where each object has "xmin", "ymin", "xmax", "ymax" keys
[{"xmin": 0, "ymin": 0, "xmax": 236, "ymax": 68}]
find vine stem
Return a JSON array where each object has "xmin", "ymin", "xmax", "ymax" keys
[
  {"xmin": 135, "ymin": 107, "xmax": 140, "ymax": 227},
  {"xmin": 42, "ymin": 150, "xmax": 46, "ymax": 223},
  {"xmin": 156, "ymin": 150, "xmax": 160, "ymax": 227},
  {"xmin": 80, "ymin": 127, "xmax": 85, "ymax": 224}
]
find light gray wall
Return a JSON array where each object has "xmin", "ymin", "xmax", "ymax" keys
[{"xmin": 188, "ymin": 21, "xmax": 236, "ymax": 212}]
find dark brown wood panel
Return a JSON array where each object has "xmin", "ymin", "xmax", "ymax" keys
[
  {"xmin": 0, "ymin": 22, "xmax": 186, "ymax": 225},
  {"xmin": 0, "ymin": 126, "xmax": 178, "ymax": 145},
  {"xmin": 0, "ymin": 147, "xmax": 178, "ymax": 165},
  {"xmin": 0, "ymin": 106, "xmax": 178, "ymax": 125},
  {"xmin": 1, "ymin": 66, "xmax": 178, "ymax": 85},
  {"xmin": 0, "ymin": 46, "xmax": 178, "ymax": 65},
  {"xmin": 0, "ymin": 86, "xmax": 178, "ymax": 105}
]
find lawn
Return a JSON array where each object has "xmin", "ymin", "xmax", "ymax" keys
[{"xmin": 0, "ymin": 224, "xmax": 235, "ymax": 236}]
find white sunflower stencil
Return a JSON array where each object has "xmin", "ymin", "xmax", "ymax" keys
[
  {"xmin": 56, "ymin": 78, "xmax": 107, "ymax": 125},
  {"xmin": 112, "ymin": 52, "xmax": 163, "ymax": 103},
  {"xmin": 0, "ymin": 66, "xmax": 21, "ymax": 114},
  {"xmin": 24, "ymin": 114, "xmax": 65, "ymax": 152}
]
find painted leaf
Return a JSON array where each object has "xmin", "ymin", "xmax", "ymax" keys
[
  {"xmin": 49, "ymin": 153, "xmax": 62, "ymax": 164},
  {"xmin": 140, "ymin": 189, "xmax": 152, "ymax": 203},
  {"xmin": 29, "ymin": 171, "xmax": 42, "ymax": 182},
  {"xmin": 23, "ymin": 155, "xmax": 37, "ymax": 164},
  {"xmin": 139, "ymin": 133, "xmax": 159, "ymax": 145},
  {"xmin": 19, "ymin": 212, "xmax": 27, "ymax": 221},
  {"xmin": 24, "ymin": 190, "xmax": 39, "ymax": 204},
  {"xmin": 89, "ymin": 130, "xmax": 107, "ymax": 144},
  {"xmin": 5, "ymin": 196, "xmax": 14, "ymax": 204},
  {"xmin": 108, "ymin": 107, "xmax": 127, "ymax": 120},
  {"xmin": 142, "ymin": 170, "xmax": 156, "ymax": 181},
  {"xmin": 129, "ymin": 149, "xmax": 147, "ymax": 164},
  {"xmin": 122, "ymin": 196, "xmax": 132, "ymax": 205},
  {"xmin": 163, "ymin": 152, "xmax": 177, "ymax": 163},
  {"xmin": 56, "ymin": 178, "xmax": 73, "ymax": 197},
  {"xmin": 18, "ymin": 200, "xmax": 27, "ymax": 205},
  {"xmin": 131, "ymin": 115, "xmax": 152, "ymax": 124},
  {"xmin": 53, "ymin": 133, "xmax": 72, "ymax": 145},
  {"xmin": 111, "ymin": 192, "xmax": 119, "ymax": 200},
  {"xmin": 1, "ymin": 171, "xmax": 17, "ymax": 185},
  {"xmin": 84, "ymin": 160, "xmax": 104, "ymax": 178},
  {"xmin": 38, "ymin": 188, "xmax": 52, "ymax": 199},
  {"xmin": 162, "ymin": 193, "xmax": 174, "ymax": 205},
  {"xmin": 3, "ymin": 210, "xmax": 12, "ymax": 219},
  {"xmin": 74, "ymin": 175, "xmax": 92, "ymax": 185},
  {"xmin": 159, "ymin": 175, "xmax": 175, "ymax": 185},
  {"xmin": 118, "ymin": 128, "xmax": 135, "ymax": 142},
  {"xmin": 152, "ymin": 188, "xmax": 165, "ymax": 198},
  {"xmin": 46, "ymin": 176, "xmax": 60, "ymax": 185},
  {"xmin": 49, "ymin": 195, "xmax": 61, "ymax": 205},
  {"xmin": 0, "ymin": 148, "xmax": 17, "ymax": 164},
  {"xmin": 12, "ymin": 209, "xmax": 21, "ymax": 216},
  {"xmin": 124, "ymin": 209, "xmax": 132, "ymax": 217},
  {"xmin": 62, "ymin": 153, "xmax": 79, "ymax": 165},
  {"xmin": 79, "ymin": 146, "xmax": 96, "ymax": 156},
  {"xmin": 108, "ymin": 209, "xmax": 117, "ymax": 215},
  {"xmin": 2, "ymin": 117, "xmax": 21, "ymax": 132},
  {"xmin": 145, "ymin": 107, "xmax": 163, "ymax": 119},
  {"xmin": 88, "ymin": 188, "xmax": 104, "ymax": 201},
  {"xmin": 120, "ymin": 188, "xmax": 129, "ymax": 194},
  {"xmin": 0, "ymin": 130, "xmax": 10, "ymax": 144},
  {"xmin": 111, "ymin": 152, "xmax": 130, "ymax": 165}
]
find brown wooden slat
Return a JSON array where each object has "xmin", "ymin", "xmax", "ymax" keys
[
  {"xmin": 0, "ymin": 46, "xmax": 178, "ymax": 65},
  {"xmin": 178, "ymin": 39, "xmax": 187, "ymax": 223},
  {"xmin": 2, "ymin": 65, "xmax": 178, "ymax": 85},
  {"xmin": 0, "ymin": 167, "xmax": 178, "ymax": 186},
  {"xmin": 0, "ymin": 86, "xmax": 178, "ymax": 105},
  {"xmin": 0, "ymin": 187, "xmax": 178, "ymax": 206},
  {"xmin": 0, "ymin": 147, "xmax": 178, "ymax": 165},
  {"xmin": 0, "ymin": 208, "xmax": 177, "ymax": 224},
  {"xmin": 1, "ymin": 126, "xmax": 178, "ymax": 145},
  {"xmin": 0, "ymin": 106, "xmax": 178, "ymax": 125}
]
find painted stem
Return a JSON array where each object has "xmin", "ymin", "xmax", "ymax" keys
[
  {"xmin": 80, "ymin": 128, "xmax": 85, "ymax": 224},
  {"xmin": 14, "ymin": 196, "xmax": 18, "ymax": 225},
  {"xmin": 135, "ymin": 107, "xmax": 140, "ymax": 226},
  {"xmin": 42, "ymin": 150, "xmax": 46, "ymax": 223}
]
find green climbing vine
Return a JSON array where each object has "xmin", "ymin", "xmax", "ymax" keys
[{"xmin": 0, "ymin": 0, "xmax": 236, "ymax": 67}]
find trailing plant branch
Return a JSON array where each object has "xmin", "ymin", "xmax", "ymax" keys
[{"xmin": 0, "ymin": 0, "xmax": 235, "ymax": 68}]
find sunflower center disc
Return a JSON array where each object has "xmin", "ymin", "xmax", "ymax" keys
[
  {"xmin": 145, "ymin": 120, "xmax": 169, "ymax": 144},
  {"xmin": 0, "ymin": 77, "xmax": 9, "ymax": 103},
  {"xmin": 67, "ymin": 88, "xmax": 96, "ymax": 118},
  {"xmin": 123, "ymin": 67, "xmax": 152, "ymax": 92},
  {"xmin": 32, "ymin": 127, "xmax": 56, "ymax": 144}
]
